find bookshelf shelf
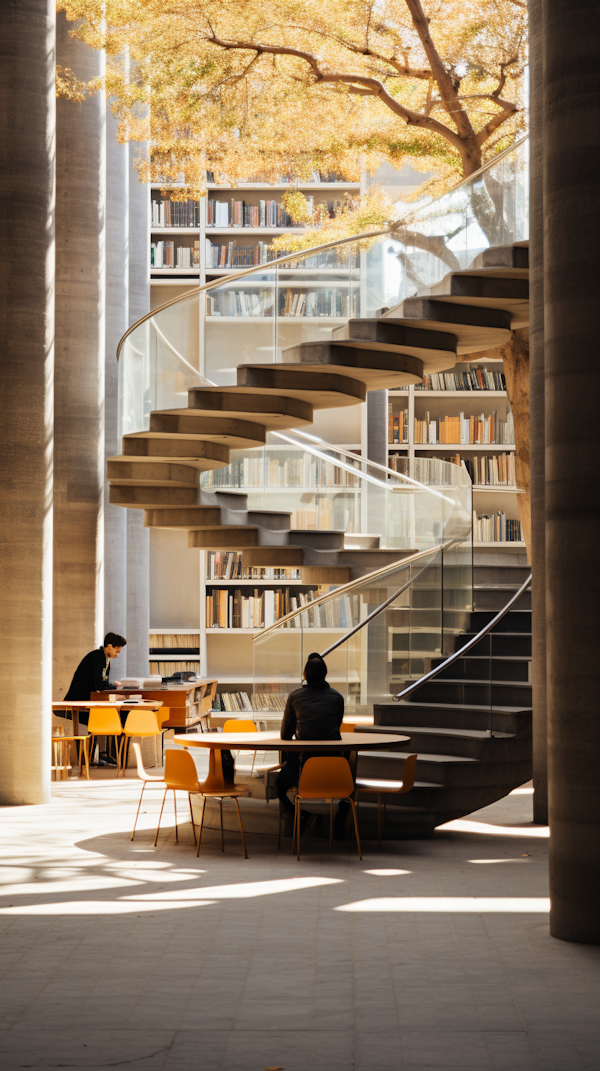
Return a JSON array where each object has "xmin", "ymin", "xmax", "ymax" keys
[
  {"xmin": 413, "ymin": 443, "xmax": 515, "ymax": 451},
  {"xmin": 474, "ymin": 541, "xmax": 526, "ymax": 548},
  {"xmin": 473, "ymin": 486, "xmax": 524, "ymax": 494},
  {"xmin": 206, "ymin": 315, "xmax": 349, "ymax": 323}
]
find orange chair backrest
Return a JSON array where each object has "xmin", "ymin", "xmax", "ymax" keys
[
  {"xmin": 123, "ymin": 710, "xmax": 161, "ymax": 736},
  {"xmin": 222, "ymin": 719, "xmax": 257, "ymax": 734},
  {"xmin": 164, "ymin": 748, "xmax": 200, "ymax": 792},
  {"xmin": 400, "ymin": 754, "xmax": 418, "ymax": 793},
  {"xmin": 88, "ymin": 707, "xmax": 123, "ymax": 735},
  {"xmin": 299, "ymin": 756, "xmax": 355, "ymax": 799},
  {"xmin": 156, "ymin": 707, "xmax": 170, "ymax": 727}
]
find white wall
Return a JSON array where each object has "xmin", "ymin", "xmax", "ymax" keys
[{"xmin": 149, "ymin": 529, "xmax": 200, "ymax": 628}]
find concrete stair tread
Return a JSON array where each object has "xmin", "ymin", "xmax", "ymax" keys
[
  {"xmin": 381, "ymin": 301, "xmax": 512, "ymax": 354},
  {"xmin": 358, "ymin": 749, "xmax": 477, "ymax": 764},
  {"xmin": 422, "ymin": 677, "xmax": 531, "ymax": 687},
  {"xmin": 371, "ymin": 724, "xmax": 514, "ymax": 741},
  {"xmin": 394, "ymin": 700, "xmax": 532, "ymax": 714},
  {"xmin": 235, "ymin": 366, "xmax": 367, "ymax": 407},
  {"xmin": 185, "ymin": 390, "xmax": 314, "ymax": 427},
  {"xmin": 275, "ymin": 345, "xmax": 423, "ymax": 390}
]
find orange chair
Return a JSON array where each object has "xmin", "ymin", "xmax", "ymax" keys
[
  {"xmin": 121, "ymin": 709, "xmax": 164, "ymax": 773},
  {"xmin": 154, "ymin": 749, "xmax": 199, "ymax": 847},
  {"xmin": 293, "ymin": 756, "xmax": 362, "ymax": 861},
  {"xmin": 222, "ymin": 718, "xmax": 259, "ymax": 775},
  {"xmin": 355, "ymin": 754, "xmax": 418, "ymax": 848},
  {"xmin": 131, "ymin": 742, "xmax": 165, "ymax": 840},
  {"xmin": 87, "ymin": 707, "xmax": 124, "ymax": 774},
  {"xmin": 196, "ymin": 750, "xmax": 250, "ymax": 860}
]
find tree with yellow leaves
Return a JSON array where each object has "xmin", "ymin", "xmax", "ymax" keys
[{"xmin": 57, "ymin": 0, "xmax": 527, "ymax": 202}]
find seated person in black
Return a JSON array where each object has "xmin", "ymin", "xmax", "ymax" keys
[
  {"xmin": 276, "ymin": 652, "xmax": 350, "ymax": 836},
  {"xmin": 64, "ymin": 632, "xmax": 126, "ymax": 725}
]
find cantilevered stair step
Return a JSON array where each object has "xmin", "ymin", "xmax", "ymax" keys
[
  {"xmin": 468, "ymin": 241, "xmax": 529, "ymax": 274},
  {"xmin": 235, "ymin": 365, "xmax": 367, "ymax": 406},
  {"xmin": 330, "ymin": 318, "xmax": 457, "ymax": 374},
  {"xmin": 382, "ymin": 300, "xmax": 513, "ymax": 353},
  {"xmin": 186, "ymin": 387, "xmax": 314, "ymax": 428},
  {"xmin": 149, "ymin": 411, "xmax": 267, "ymax": 448},
  {"xmin": 277, "ymin": 343, "xmax": 423, "ymax": 390},
  {"xmin": 122, "ymin": 434, "xmax": 230, "ymax": 467},
  {"xmin": 143, "ymin": 505, "xmax": 291, "ymax": 531},
  {"xmin": 106, "ymin": 459, "xmax": 200, "ymax": 487},
  {"xmin": 422, "ymin": 273, "xmax": 529, "ymax": 328}
]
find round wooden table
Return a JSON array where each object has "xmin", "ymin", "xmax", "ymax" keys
[{"xmin": 174, "ymin": 731, "xmax": 411, "ymax": 793}]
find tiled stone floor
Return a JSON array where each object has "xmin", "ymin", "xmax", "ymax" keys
[{"xmin": 0, "ymin": 776, "xmax": 599, "ymax": 1071}]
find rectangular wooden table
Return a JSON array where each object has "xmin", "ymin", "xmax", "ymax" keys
[
  {"xmin": 95, "ymin": 679, "xmax": 217, "ymax": 731},
  {"xmin": 174, "ymin": 731, "xmax": 411, "ymax": 793}
]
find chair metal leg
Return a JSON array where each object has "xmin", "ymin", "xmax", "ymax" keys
[
  {"xmin": 153, "ymin": 788, "xmax": 169, "ymax": 846},
  {"xmin": 233, "ymin": 797, "xmax": 248, "ymax": 859},
  {"xmin": 188, "ymin": 793, "xmax": 197, "ymax": 844},
  {"xmin": 131, "ymin": 782, "xmax": 147, "ymax": 840},
  {"xmin": 329, "ymin": 800, "xmax": 333, "ymax": 852},
  {"xmin": 349, "ymin": 798, "xmax": 362, "ymax": 860},
  {"xmin": 377, "ymin": 793, "xmax": 382, "ymax": 850},
  {"xmin": 219, "ymin": 798, "xmax": 224, "ymax": 851},
  {"xmin": 196, "ymin": 795, "xmax": 206, "ymax": 857},
  {"xmin": 173, "ymin": 789, "xmax": 178, "ymax": 843}
]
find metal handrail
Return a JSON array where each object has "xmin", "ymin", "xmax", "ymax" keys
[
  {"xmin": 253, "ymin": 542, "xmax": 450, "ymax": 642},
  {"xmin": 319, "ymin": 547, "xmax": 454, "ymax": 659},
  {"xmin": 273, "ymin": 428, "xmax": 469, "ymax": 503},
  {"xmin": 117, "ymin": 132, "xmax": 529, "ymax": 359},
  {"xmin": 396, "ymin": 134, "xmax": 530, "ymax": 228},
  {"xmin": 117, "ymin": 227, "xmax": 390, "ymax": 360},
  {"xmin": 392, "ymin": 572, "xmax": 531, "ymax": 702}
]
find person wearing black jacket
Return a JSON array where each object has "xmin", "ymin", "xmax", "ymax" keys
[
  {"xmin": 276, "ymin": 652, "xmax": 350, "ymax": 837},
  {"xmin": 64, "ymin": 632, "xmax": 126, "ymax": 724}
]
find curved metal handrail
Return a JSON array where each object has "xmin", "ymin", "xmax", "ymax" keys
[
  {"xmin": 253, "ymin": 542, "xmax": 452, "ymax": 643},
  {"xmin": 117, "ymin": 226, "xmax": 390, "ymax": 360},
  {"xmin": 396, "ymin": 134, "xmax": 530, "ymax": 228},
  {"xmin": 274, "ymin": 427, "xmax": 468, "ymax": 503},
  {"xmin": 117, "ymin": 132, "xmax": 529, "ymax": 360},
  {"xmin": 392, "ymin": 572, "xmax": 531, "ymax": 702},
  {"xmin": 319, "ymin": 545, "xmax": 459, "ymax": 659}
]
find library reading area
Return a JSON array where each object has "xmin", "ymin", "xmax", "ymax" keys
[{"xmin": 1, "ymin": 2, "xmax": 600, "ymax": 1070}]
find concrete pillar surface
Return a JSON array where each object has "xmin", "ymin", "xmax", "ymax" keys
[
  {"xmin": 529, "ymin": 0, "xmax": 548, "ymax": 825},
  {"xmin": 53, "ymin": 14, "xmax": 105, "ymax": 699},
  {"xmin": 543, "ymin": 0, "xmax": 600, "ymax": 942},
  {"xmin": 0, "ymin": 0, "xmax": 55, "ymax": 803},
  {"xmin": 104, "ymin": 108, "xmax": 128, "ymax": 680},
  {"xmin": 126, "ymin": 146, "xmax": 150, "ymax": 676}
]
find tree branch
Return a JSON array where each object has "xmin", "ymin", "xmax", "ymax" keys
[
  {"xmin": 204, "ymin": 32, "xmax": 467, "ymax": 152},
  {"xmin": 476, "ymin": 104, "xmax": 518, "ymax": 147},
  {"xmin": 403, "ymin": 0, "xmax": 475, "ymax": 140}
]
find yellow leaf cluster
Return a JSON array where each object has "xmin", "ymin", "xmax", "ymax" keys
[{"xmin": 56, "ymin": 0, "xmax": 527, "ymax": 204}]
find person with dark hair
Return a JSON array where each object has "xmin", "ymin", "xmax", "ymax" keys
[
  {"xmin": 276, "ymin": 652, "xmax": 350, "ymax": 837},
  {"xmin": 63, "ymin": 633, "xmax": 126, "ymax": 723}
]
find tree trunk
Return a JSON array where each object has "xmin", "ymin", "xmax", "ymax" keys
[{"xmin": 468, "ymin": 329, "xmax": 530, "ymax": 555}]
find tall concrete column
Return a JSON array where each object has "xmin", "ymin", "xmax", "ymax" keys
[
  {"xmin": 529, "ymin": 0, "xmax": 547, "ymax": 825},
  {"xmin": 53, "ymin": 15, "xmax": 105, "ymax": 700},
  {"xmin": 0, "ymin": 0, "xmax": 55, "ymax": 804},
  {"xmin": 104, "ymin": 107, "xmax": 128, "ymax": 680},
  {"xmin": 543, "ymin": 0, "xmax": 600, "ymax": 943},
  {"xmin": 126, "ymin": 145, "xmax": 150, "ymax": 676}
]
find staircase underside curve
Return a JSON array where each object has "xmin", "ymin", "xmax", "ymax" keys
[{"xmin": 109, "ymin": 241, "xmax": 529, "ymax": 583}]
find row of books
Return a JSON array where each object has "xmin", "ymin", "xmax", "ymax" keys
[
  {"xmin": 388, "ymin": 405, "xmax": 409, "ymax": 444},
  {"xmin": 202, "ymin": 456, "xmax": 360, "ymax": 489},
  {"xmin": 206, "ymin": 551, "xmax": 301, "ymax": 580},
  {"xmin": 473, "ymin": 511, "xmax": 524, "ymax": 543},
  {"xmin": 151, "ymin": 197, "xmax": 201, "ymax": 228},
  {"xmin": 290, "ymin": 501, "xmax": 334, "ymax": 531},
  {"xmin": 206, "ymin": 288, "xmax": 358, "ymax": 319},
  {"xmin": 414, "ymin": 411, "xmax": 515, "ymax": 445},
  {"xmin": 206, "ymin": 588, "xmax": 318, "ymax": 629},
  {"xmin": 207, "ymin": 199, "xmax": 302, "ymax": 229},
  {"xmin": 415, "ymin": 369, "xmax": 507, "ymax": 392},
  {"xmin": 206, "ymin": 243, "xmax": 360, "ymax": 270},
  {"xmin": 151, "ymin": 241, "xmax": 200, "ymax": 268},
  {"xmin": 446, "ymin": 453, "xmax": 517, "ymax": 487},
  {"xmin": 213, "ymin": 691, "xmax": 287, "ymax": 713},
  {"xmin": 149, "ymin": 634, "xmax": 199, "ymax": 649},
  {"xmin": 149, "ymin": 660, "xmax": 200, "ymax": 674}
]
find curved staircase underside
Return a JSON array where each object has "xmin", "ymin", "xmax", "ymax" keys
[{"xmin": 108, "ymin": 240, "xmax": 529, "ymax": 582}]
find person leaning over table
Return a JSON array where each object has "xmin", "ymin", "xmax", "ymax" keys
[
  {"xmin": 276, "ymin": 652, "xmax": 351, "ymax": 838},
  {"xmin": 63, "ymin": 632, "xmax": 126, "ymax": 726}
]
